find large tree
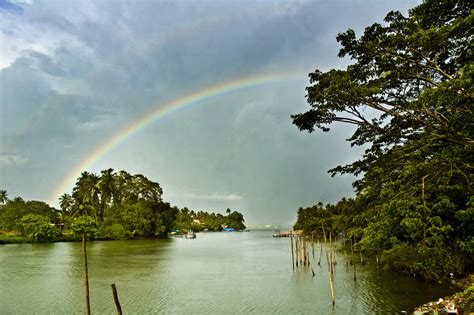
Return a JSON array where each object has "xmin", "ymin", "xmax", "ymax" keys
[{"xmin": 292, "ymin": 0, "xmax": 473, "ymax": 280}]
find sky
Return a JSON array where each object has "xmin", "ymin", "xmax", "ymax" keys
[{"xmin": 0, "ymin": 0, "xmax": 418, "ymax": 225}]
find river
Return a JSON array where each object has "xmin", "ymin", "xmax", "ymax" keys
[{"xmin": 0, "ymin": 230, "xmax": 453, "ymax": 314}]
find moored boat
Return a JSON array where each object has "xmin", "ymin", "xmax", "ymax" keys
[{"xmin": 186, "ymin": 229, "xmax": 196, "ymax": 239}]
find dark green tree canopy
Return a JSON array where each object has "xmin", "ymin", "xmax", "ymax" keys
[
  {"xmin": 292, "ymin": 0, "xmax": 473, "ymax": 281},
  {"xmin": 292, "ymin": 0, "xmax": 473, "ymax": 176}
]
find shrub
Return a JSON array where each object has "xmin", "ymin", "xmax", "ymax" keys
[
  {"xmin": 99, "ymin": 224, "xmax": 131, "ymax": 240},
  {"xmin": 17, "ymin": 214, "xmax": 58, "ymax": 242}
]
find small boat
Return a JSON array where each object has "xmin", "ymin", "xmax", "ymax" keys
[{"xmin": 186, "ymin": 229, "xmax": 196, "ymax": 239}]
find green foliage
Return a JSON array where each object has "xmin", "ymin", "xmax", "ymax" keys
[
  {"xmin": 174, "ymin": 208, "xmax": 246, "ymax": 232},
  {"xmin": 17, "ymin": 214, "xmax": 58, "ymax": 242},
  {"xmin": 460, "ymin": 285, "xmax": 474, "ymax": 312},
  {"xmin": 71, "ymin": 216, "xmax": 98, "ymax": 239},
  {"xmin": 0, "ymin": 198, "xmax": 59, "ymax": 230},
  {"xmin": 1, "ymin": 169, "xmax": 246, "ymax": 243},
  {"xmin": 292, "ymin": 0, "xmax": 473, "ymax": 281},
  {"xmin": 381, "ymin": 243, "xmax": 457, "ymax": 281},
  {"xmin": 98, "ymin": 224, "xmax": 131, "ymax": 240}
]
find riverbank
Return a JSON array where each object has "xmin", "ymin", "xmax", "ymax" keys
[
  {"xmin": 414, "ymin": 274, "xmax": 473, "ymax": 314},
  {"xmin": 0, "ymin": 230, "xmax": 168, "ymax": 244}
]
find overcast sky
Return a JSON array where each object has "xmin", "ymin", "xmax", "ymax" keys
[{"xmin": 0, "ymin": 0, "xmax": 418, "ymax": 225}]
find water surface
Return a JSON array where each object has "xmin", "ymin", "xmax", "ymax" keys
[{"xmin": 0, "ymin": 230, "xmax": 453, "ymax": 314}]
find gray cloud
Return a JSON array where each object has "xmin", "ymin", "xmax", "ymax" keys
[
  {"xmin": 0, "ymin": 154, "xmax": 28, "ymax": 167},
  {"xmin": 0, "ymin": 0, "xmax": 419, "ymax": 224}
]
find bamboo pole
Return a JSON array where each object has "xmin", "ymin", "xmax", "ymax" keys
[
  {"xmin": 111, "ymin": 284, "xmax": 123, "ymax": 315},
  {"xmin": 295, "ymin": 235, "xmax": 299, "ymax": 268},
  {"xmin": 318, "ymin": 238, "xmax": 323, "ymax": 266},
  {"xmin": 329, "ymin": 232, "xmax": 334, "ymax": 280},
  {"xmin": 350, "ymin": 237, "xmax": 356, "ymax": 282},
  {"xmin": 321, "ymin": 223, "xmax": 335, "ymax": 306},
  {"xmin": 82, "ymin": 235, "xmax": 91, "ymax": 315},
  {"xmin": 301, "ymin": 236, "xmax": 308, "ymax": 267},
  {"xmin": 290, "ymin": 232, "xmax": 295, "ymax": 271},
  {"xmin": 299, "ymin": 236, "xmax": 303, "ymax": 266}
]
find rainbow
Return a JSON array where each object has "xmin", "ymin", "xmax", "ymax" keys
[{"xmin": 48, "ymin": 71, "xmax": 306, "ymax": 204}]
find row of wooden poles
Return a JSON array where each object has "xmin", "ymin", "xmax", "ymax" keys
[
  {"xmin": 82, "ymin": 235, "xmax": 123, "ymax": 315},
  {"xmin": 289, "ymin": 224, "xmax": 367, "ymax": 307}
]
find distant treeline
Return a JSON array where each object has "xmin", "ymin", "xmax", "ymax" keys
[
  {"xmin": 292, "ymin": 0, "xmax": 473, "ymax": 282},
  {"xmin": 0, "ymin": 169, "xmax": 245, "ymax": 243}
]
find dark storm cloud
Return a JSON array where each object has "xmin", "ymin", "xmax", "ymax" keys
[{"xmin": 0, "ymin": 0, "xmax": 419, "ymax": 224}]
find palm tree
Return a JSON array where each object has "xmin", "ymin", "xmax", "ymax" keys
[
  {"xmin": 0, "ymin": 190, "xmax": 8, "ymax": 204},
  {"xmin": 73, "ymin": 172, "xmax": 100, "ymax": 220},
  {"xmin": 59, "ymin": 193, "xmax": 74, "ymax": 213},
  {"xmin": 98, "ymin": 168, "xmax": 115, "ymax": 222}
]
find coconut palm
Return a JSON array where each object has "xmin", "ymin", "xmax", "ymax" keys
[
  {"xmin": 98, "ymin": 168, "xmax": 115, "ymax": 222},
  {"xmin": 59, "ymin": 193, "xmax": 74, "ymax": 213},
  {"xmin": 72, "ymin": 172, "xmax": 100, "ymax": 220},
  {"xmin": 0, "ymin": 190, "xmax": 8, "ymax": 204}
]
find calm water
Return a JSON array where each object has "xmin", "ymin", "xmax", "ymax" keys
[{"xmin": 0, "ymin": 230, "xmax": 453, "ymax": 314}]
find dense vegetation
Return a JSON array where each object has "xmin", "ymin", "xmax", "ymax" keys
[
  {"xmin": 0, "ymin": 170, "xmax": 245, "ymax": 243},
  {"xmin": 292, "ymin": 0, "xmax": 473, "ymax": 281}
]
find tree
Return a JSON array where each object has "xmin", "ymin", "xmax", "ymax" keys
[
  {"xmin": 98, "ymin": 168, "xmax": 116, "ymax": 222},
  {"xmin": 73, "ymin": 172, "xmax": 100, "ymax": 205},
  {"xmin": 0, "ymin": 197, "xmax": 58, "ymax": 230},
  {"xmin": 59, "ymin": 193, "xmax": 74, "ymax": 213},
  {"xmin": 18, "ymin": 214, "xmax": 58, "ymax": 242},
  {"xmin": 293, "ymin": 0, "xmax": 473, "ymax": 176},
  {"xmin": 0, "ymin": 190, "xmax": 8, "ymax": 204},
  {"xmin": 292, "ymin": 0, "xmax": 473, "ymax": 281}
]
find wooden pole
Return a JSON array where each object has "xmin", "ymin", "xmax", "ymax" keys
[
  {"xmin": 290, "ymin": 232, "xmax": 295, "ymax": 271},
  {"xmin": 318, "ymin": 238, "xmax": 323, "ymax": 266},
  {"xmin": 300, "ymin": 236, "xmax": 303, "ymax": 266},
  {"xmin": 350, "ymin": 237, "xmax": 356, "ymax": 282},
  {"xmin": 303, "ymin": 237, "xmax": 307, "ymax": 266},
  {"xmin": 329, "ymin": 232, "xmax": 334, "ymax": 280},
  {"xmin": 111, "ymin": 284, "xmax": 123, "ymax": 315},
  {"xmin": 82, "ymin": 234, "xmax": 91, "ymax": 315},
  {"xmin": 295, "ymin": 235, "xmax": 299, "ymax": 268},
  {"xmin": 321, "ymin": 223, "xmax": 335, "ymax": 306}
]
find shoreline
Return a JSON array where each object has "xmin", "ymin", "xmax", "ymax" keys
[{"xmin": 414, "ymin": 274, "xmax": 473, "ymax": 314}]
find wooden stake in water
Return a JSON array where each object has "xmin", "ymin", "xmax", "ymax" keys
[
  {"xmin": 295, "ymin": 235, "xmax": 299, "ymax": 268},
  {"xmin": 82, "ymin": 235, "xmax": 91, "ymax": 315},
  {"xmin": 111, "ymin": 284, "xmax": 123, "ymax": 315},
  {"xmin": 318, "ymin": 238, "xmax": 323, "ymax": 266},
  {"xmin": 350, "ymin": 237, "xmax": 356, "ymax": 282},
  {"xmin": 321, "ymin": 223, "xmax": 335, "ymax": 306},
  {"xmin": 290, "ymin": 232, "xmax": 295, "ymax": 271}
]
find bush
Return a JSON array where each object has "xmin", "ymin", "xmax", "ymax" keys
[
  {"xmin": 99, "ymin": 224, "xmax": 131, "ymax": 240},
  {"xmin": 381, "ymin": 243, "xmax": 457, "ymax": 281},
  {"xmin": 71, "ymin": 216, "xmax": 98, "ymax": 239},
  {"xmin": 17, "ymin": 214, "xmax": 58, "ymax": 242}
]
